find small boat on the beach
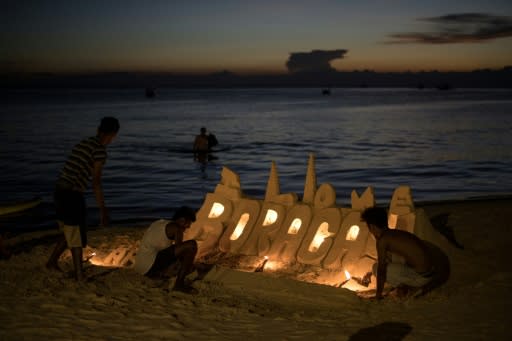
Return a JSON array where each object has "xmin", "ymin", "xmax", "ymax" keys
[{"xmin": 0, "ymin": 197, "xmax": 42, "ymax": 216}]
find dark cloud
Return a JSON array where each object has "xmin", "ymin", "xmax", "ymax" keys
[
  {"xmin": 385, "ymin": 13, "xmax": 512, "ymax": 44},
  {"xmin": 286, "ymin": 49, "xmax": 348, "ymax": 73}
]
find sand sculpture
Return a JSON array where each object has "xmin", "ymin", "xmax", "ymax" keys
[
  {"xmin": 184, "ymin": 153, "xmax": 444, "ymax": 283},
  {"xmin": 86, "ymin": 153, "xmax": 451, "ymax": 291}
]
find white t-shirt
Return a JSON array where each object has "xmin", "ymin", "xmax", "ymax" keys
[{"xmin": 134, "ymin": 219, "xmax": 173, "ymax": 275}]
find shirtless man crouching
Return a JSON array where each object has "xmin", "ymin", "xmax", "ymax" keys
[{"xmin": 360, "ymin": 206, "xmax": 436, "ymax": 299}]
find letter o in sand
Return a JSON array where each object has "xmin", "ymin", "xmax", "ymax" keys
[{"xmin": 314, "ymin": 183, "xmax": 336, "ymax": 209}]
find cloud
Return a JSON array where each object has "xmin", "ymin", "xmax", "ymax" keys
[
  {"xmin": 385, "ymin": 13, "xmax": 512, "ymax": 44},
  {"xmin": 286, "ymin": 49, "xmax": 348, "ymax": 73}
]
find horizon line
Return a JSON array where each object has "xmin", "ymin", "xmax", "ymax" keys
[{"xmin": 3, "ymin": 66, "xmax": 512, "ymax": 77}]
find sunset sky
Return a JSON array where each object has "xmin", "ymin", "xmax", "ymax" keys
[{"xmin": 2, "ymin": 0, "xmax": 512, "ymax": 74}]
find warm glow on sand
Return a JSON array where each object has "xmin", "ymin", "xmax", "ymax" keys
[
  {"xmin": 254, "ymin": 256, "xmax": 270, "ymax": 272},
  {"xmin": 87, "ymin": 251, "xmax": 106, "ymax": 266},
  {"xmin": 263, "ymin": 259, "xmax": 282, "ymax": 271}
]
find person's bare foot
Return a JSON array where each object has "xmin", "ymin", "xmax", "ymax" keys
[{"xmin": 389, "ymin": 285, "xmax": 416, "ymax": 298}]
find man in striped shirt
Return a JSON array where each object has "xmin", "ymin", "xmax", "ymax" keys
[{"xmin": 46, "ymin": 117, "xmax": 120, "ymax": 281}]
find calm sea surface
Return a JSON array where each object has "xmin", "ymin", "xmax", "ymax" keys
[{"xmin": 1, "ymin": 88, "xmax": 511, "ymax": 233}]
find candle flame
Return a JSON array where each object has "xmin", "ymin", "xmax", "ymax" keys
[
  {"xmin": 344, "ymin": 270, "xmax": 351, "ymax": 280},
  {"xmin": 255, "ymin": 256, "xmax": 269, "ymax": 272}
]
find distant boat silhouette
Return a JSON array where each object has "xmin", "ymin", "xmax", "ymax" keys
[
  {"xmin": 145, "ymin": 87, "xmax": 156, "ymax": 98},
  {"xmin": 322, "ymin": 88, "xmax": 331, "ymax": 95},
  {"xmin": 436, "ymin": 83, "xmax": 453, "ymax": 91}
]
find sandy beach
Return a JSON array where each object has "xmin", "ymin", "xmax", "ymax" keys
[{"xmin": 1, "ymin": 197, "xmax": 511, "ymax": 341}]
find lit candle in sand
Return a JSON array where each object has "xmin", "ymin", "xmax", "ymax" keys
[
  {"xmin": 338, "ymin": 270, "xmax": 351, "ymax": 287},
  {"xmin": 255, "ymin": 256, "xmax": 269, "ymax": 272},
  {"xmin": 83, "ymin": 252, "xmax": 96, "ymax": 263}
]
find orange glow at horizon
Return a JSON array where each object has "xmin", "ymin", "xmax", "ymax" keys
[{"xmin": 7, "ymin": 54, "xmax": 510, "ymax": 76}]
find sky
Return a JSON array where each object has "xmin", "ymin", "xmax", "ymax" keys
[{"xmin": 2, "ymin": 0, "xmax": 512, "ymax": 75}]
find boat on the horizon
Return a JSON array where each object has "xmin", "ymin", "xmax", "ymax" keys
[
  {"xmin": 145, "ymin": 87, "xmax": 156, "ymax": 98},
  {"xmin": 436, "ymin": 83, "xmax": 453, "ymax": 91}
]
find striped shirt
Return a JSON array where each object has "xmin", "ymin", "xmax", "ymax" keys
[{"xmin": 58, "ymin": 136, "xmax": 107, "ymax": 192}]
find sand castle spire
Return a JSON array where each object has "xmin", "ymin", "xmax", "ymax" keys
[
  {"xmin": 303, "ymin": 153, "xmax": 317, "ymax": 204},
  {"xmin": 264, "ymin": 161, "xmax": 281, "ymax": 201}
]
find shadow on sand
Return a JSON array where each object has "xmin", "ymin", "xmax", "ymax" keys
[
  {"xmin": 3, "ymin": 233, "xmax": 61, "ymax": 257},
  {"xmin": 348, "ymin": 322, "xmax": 412, "ymax": 341},
  {"xmin": 430, "ymin": 212, "xmax": 464, "ymax": 249}
]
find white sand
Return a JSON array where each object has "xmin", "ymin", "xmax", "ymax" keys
[{"xmin": 1, "ymin": 198, "xmax": 511, "ymax": 340}]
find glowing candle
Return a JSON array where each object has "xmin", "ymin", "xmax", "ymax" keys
[
  {"xmin": 255, "ymin": 256, "xmax": 269, "ymax": 272},
  {"xmin": 83, "ymin": 252, "xmax": 96, "ymax": 263},
  {"xmin": 338, "ymin": 270, "xmax": 351, "ymax": 287}
]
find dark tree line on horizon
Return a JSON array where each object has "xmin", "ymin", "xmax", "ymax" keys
[{"xmin": 2, "ymin": 66, "xmax": 511, "ymax": 89}]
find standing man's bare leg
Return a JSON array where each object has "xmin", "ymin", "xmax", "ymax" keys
[
  {"xmin": 46, "ymin": 236, "xmax": 67, "ymax": 271},
  {"xmin": 71, "ymin": 247, "xmax": 84, "ymax": 281}
]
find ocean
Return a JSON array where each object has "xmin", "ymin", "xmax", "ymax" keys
[{"xmin": 1, "ymin": 87, "xmax": 511, "ymax": 233}]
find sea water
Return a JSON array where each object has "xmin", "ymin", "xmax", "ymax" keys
[{"xmin": 1, "ymin": 87, "xmax": 511, "ymax": 232}]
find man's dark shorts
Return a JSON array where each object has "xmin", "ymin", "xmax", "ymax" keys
[
  {"xmin": 54, "ymin": 187, "xmax": 87, "ymax": 247},
  {"xmin": 146, "ymin": 246, "xmax": 178, "ymax": 278}
]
